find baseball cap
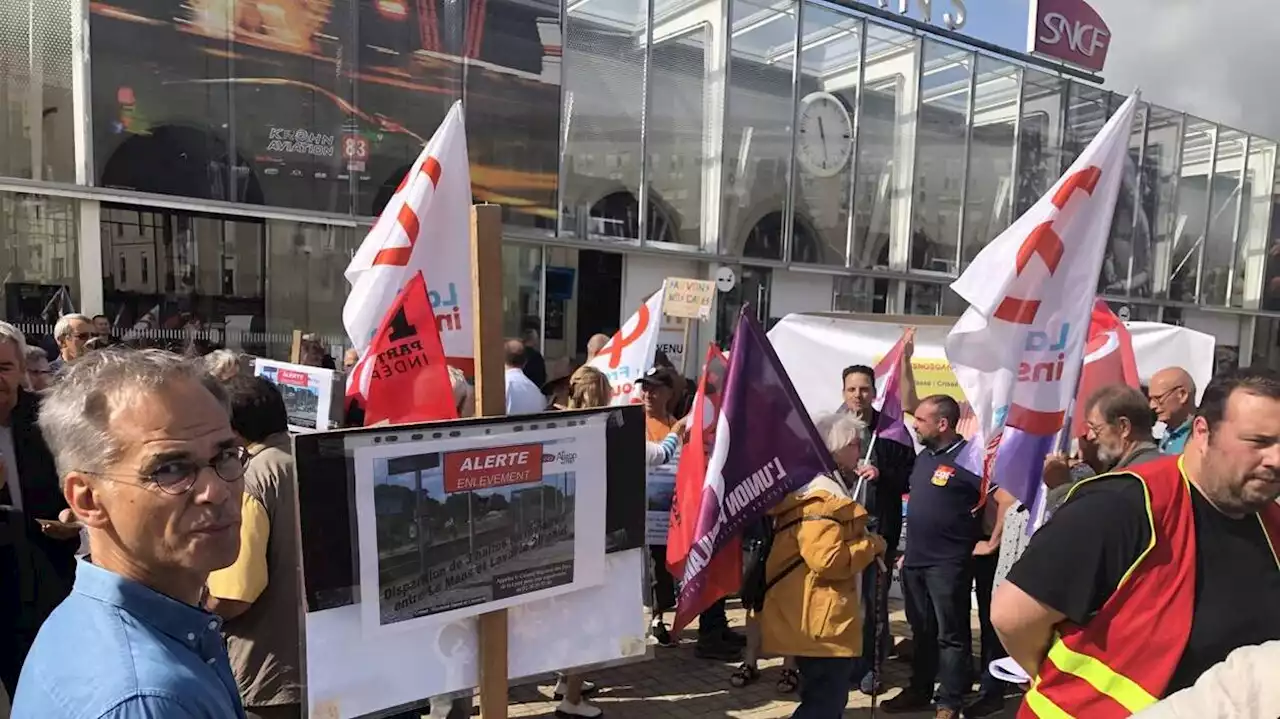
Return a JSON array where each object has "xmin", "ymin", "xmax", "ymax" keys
[{"xmin": 636, "ymin": 366, "xmax": 676, "ymax": 389}]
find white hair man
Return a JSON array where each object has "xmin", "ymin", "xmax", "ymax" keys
[
  {"xmin": 203, "ymin": 349, "xmax": 243, "ymax": 382},
  {"xmin": 12, "ymin": 349, "xmax": 248, "ymax": 718},
  {"xmin": 50, "ymin": 313, "xmax": 94, "ymax": 371},
  {"xmin": 0, "ymin": 322, "xmax": 71, "ymax": 701},
  {"xmin": 447, "ymin": 365, "xmax": 474, "ymax": 418}
]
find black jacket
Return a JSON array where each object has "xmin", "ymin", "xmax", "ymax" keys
[
  {"xmin": 0, "ymin": 389, "xmax": 75, "ymax": 695},
  {"xmin": 863, "ymin": 408, "xmax": 916, "ymax": 551}
]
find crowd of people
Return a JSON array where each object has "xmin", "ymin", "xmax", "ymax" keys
[{"xmin": 2, "ymin": 314, "xmax": 1279, "ymax": 719}]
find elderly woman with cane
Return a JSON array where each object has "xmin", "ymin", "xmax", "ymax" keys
[{"xmin": 757, "ymin": 412, "xmax": 887, "ymax": 718}]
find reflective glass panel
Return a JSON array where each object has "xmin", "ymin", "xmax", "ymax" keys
[
  {"xmin": 561, "ymin": 0, "xmax": 646, "ymax": 241},
  {"xmin": 1233, "ymin": 139, "xmax": 1276, "ymax": 309},
  {"xmin": 910, "ymin": 41, "xmax": 972, "ymax": 273},
  {"xmin": 789, "ymin": 2, "xmax": 861, "ymax": 265},
  {"xmin": 0, "ymin": 194, "xmax": 80, "ymax": 336},
  {"xmin": 723, "ymin": 0, "xmax": 798, "ymax": 260},
  {"xmin": 849, "ymin": 24, "xmax": 918, "ymax": 270},
  {"xmin": 1169, "ymin": 119, "xmax": 1215, "ymax": 303},
  {"xmin": 960, "ymin": 56, "xmax": 1019, "ymax": 267},
  {"xmin": 1201, "ymin": 128, "xmax": 1246, "ymax": 305}
]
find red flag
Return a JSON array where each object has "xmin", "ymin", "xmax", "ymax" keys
[
  {"xmin": 1071, "ymin": 299, "xmax": 1140, "ymax": 438},
  {"xmin": 347, "ymin": 271, "xmax": 459, "ymax": 426},
  {"xmin": 666, "ymin": 344, "xmax": 729, "ymax": 576}
]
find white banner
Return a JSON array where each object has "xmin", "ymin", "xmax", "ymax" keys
[
  {"xmin": 768, "ymin": 314, "xmax": 1216, "ymax": 419},
  {"xmin": 588, "ymin": 288, "xmax": 665, "ymax": 405}
]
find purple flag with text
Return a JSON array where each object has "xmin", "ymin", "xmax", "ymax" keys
[
  {"xmin": 945, "ymin": 93, "xmax": 1139, "ymax": 520},
  {"xmin": 673, "ymin": 309, "xmax": 837, "ymax": 631}
]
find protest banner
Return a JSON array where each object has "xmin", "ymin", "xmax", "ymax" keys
[
  {"xmin": 673, "ymin": 309, "xmax": 836, "ymax": 631},
  {"xmin": 295, "ymin": 407, "xmax": 648, "ymax": 718},
  {"xmin": 768, "ymin": 313, "xmax": 1215, "ymax": 426},
  {"xmin": 352, "ymin": 420, "xmax": 607, "ymax": 632},
  {"xmin": 252, "ymin": 358, "xmax": 340, "ymax": 432},
  {"xmin": 945, "ymin": 93, "xmax": 1139, "ymax": 514},
  {"xmin": 646, "ymin": 464, "xmax": 677, "ymax": 546},
  {"xmin": 589, "ymin": 288, "xmax": 665, "ymax": 405}
]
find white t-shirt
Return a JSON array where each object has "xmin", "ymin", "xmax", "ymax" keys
[
  {"xmin": 0, "ymin": 424, "xmax": 22, "ymax": 510},
  {"xmin": 505, "ymin": 368, "xmax": 547, "ymax": 416}
]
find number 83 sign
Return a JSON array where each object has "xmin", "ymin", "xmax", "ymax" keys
[{"xmin": 343, "ymin": 134, "xmax": 370, "ymax": 172}]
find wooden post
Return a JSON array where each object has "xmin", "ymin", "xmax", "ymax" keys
[
  {"xmin": 289, "ymin": 330, "xmax": 303, "ymax": 364},
  {"xmin": 469, "ymin": 203, "xmax": 509, "ymax": 719}
]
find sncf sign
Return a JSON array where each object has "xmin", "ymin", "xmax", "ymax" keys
[{"xmin": 1027, "ymin": 0, "xmax": 1111, "ymax": 73}]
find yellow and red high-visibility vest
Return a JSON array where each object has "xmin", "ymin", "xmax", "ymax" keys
[{"xmin": 1019, "ymin": 455, "xmax": 1280, "ymax": 719}]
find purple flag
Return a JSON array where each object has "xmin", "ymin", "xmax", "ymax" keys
[
  {"xmin": 674, "ymin": 310, "xmax": 837, "ymax": 628},
  {"xmin": 873, "ymin": 331, "xmax": 914, "ymax": 448}
]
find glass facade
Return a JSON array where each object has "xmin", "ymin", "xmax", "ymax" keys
[{"xmin": 1, "ymin": 0, "xmax": 1279, "ymax": 366}]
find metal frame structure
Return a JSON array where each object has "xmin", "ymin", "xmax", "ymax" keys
[{"xmin": 4, "ymin": 0, "xmax": 1280, "ymax": 332}]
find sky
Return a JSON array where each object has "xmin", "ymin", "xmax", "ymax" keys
[{"xmin": 955, "ymin": 0, "xmax": 1280, "ymax": 140}]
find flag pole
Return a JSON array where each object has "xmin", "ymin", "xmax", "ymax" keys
[{"xmin": 470, "ymin": 204, "xmax": 510, "ymax": 719}]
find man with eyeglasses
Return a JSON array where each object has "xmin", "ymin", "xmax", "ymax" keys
[
  {"xmin": 205, "ymin": 375, "xmax": 301, "ymax": 719},
  {"xmin": 1149, "ymin": 367, "xmax": 1197, "ymax": 455},
  {"xmin": 12, "ymin": 349, "xmax": 249, "ymax": 719},
  {"xmin": 49, "ymin": 314, "xmax": 94, "ymax": 373}
]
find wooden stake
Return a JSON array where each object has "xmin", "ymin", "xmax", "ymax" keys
[
  {"xmin": 289, "ymin": 329, "xmax": 303, "ymax": 364},
  {"xmin": 469, "ymin": 203, "xmax": 509, "ymax": 719}
]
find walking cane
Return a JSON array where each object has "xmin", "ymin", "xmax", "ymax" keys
[{"xmin": 870, "ymin": 555, "xmax": 888, "ymax": 719}]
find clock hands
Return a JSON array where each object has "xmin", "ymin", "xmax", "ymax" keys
[{"xmin": 818, "ymin": 115, "xmax": 828, "ymax": 166}]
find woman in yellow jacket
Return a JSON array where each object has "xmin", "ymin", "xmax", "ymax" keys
[{"xmin": 759, "ymin": 412, "xmax": 887, "ymax": 718}]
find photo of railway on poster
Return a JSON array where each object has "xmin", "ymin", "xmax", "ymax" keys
[
  {"xmin": 253, "ymin": 358, "xmax": 337, "ymax": 431},
  {"xmin": 353, "ymin": 421, "xmax": 608, "ymax": 632}
]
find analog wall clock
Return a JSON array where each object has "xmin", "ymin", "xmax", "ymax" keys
[{"xmin": 795, "ymin": 91, "xmax": 853, "ymax": 178}]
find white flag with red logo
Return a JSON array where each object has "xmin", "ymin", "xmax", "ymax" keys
[
  {"xmin": 587, "ymin": 288, "xmax": 665, "ymax": 405},
  {"xmin": 945, "ymin": 93, "xmax": 1139, "ymax": 512},
  {"xmin": 343, "ymin": 101, "xmax": 474, "ymax": 374}
]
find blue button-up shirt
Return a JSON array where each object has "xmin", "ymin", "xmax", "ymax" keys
[{"xmin": 12, "ymin": 560, "xmax": 247, "ymax": 719}]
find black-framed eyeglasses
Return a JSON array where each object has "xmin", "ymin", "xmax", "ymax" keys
[{"xmin": 78, "ymin": 446, "xmax": 250, "ymax": 495}]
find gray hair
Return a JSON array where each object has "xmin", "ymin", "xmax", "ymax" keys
[
  {"xmin": 0, "ymin": 321, "xmax": 29, "ymax": 369},
  {"xmin": 23, "ymin": 345, "xmax": 47, "ymax": 366},
  {"xmin": 38, "ymin": 349, "xmax": 230, "ymax": 479},
  {"xmin": 813, "ymin": 412, "xmax": 869, "ymax": 455},
  {"xmin": 53, "ymin": 313, "xmax": 92, "ymax": 342},
  {"xmin": 447, "ymin": 365, "xmax": 474, "ymax": 417},
  {"xmin": 203, "ymin": 349, "xmax": 242, "ymax": 380}
]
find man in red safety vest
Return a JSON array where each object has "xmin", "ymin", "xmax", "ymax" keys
[{"xmin": 991, "ymin": 368, "xmax": 1280, "ymax": 718}]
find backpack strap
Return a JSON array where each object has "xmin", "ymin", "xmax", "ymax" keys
[{"xmin": 763, "ymin": 514, "xmax": 846, "ymax": 594}]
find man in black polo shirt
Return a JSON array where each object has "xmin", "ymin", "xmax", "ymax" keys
[{"xmin": 883, "ymin": 395, "xmax": 979, "ymax": 719}]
